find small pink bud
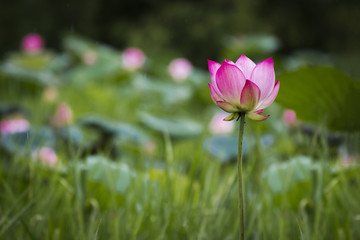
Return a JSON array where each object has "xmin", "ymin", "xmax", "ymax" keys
[
  {"xmin": 51, "ymin": 102, "xmax": 73, "ymax": 127},
  {"xmin": 122, "ymin": 48, "xmax": 145, "ymax": 71},
  {"xmin": 32, "ymin": 147, "xmax": 58, "ymax": 167},
  {"xmin": 43, "ymin": 87, "xmax": 58, "ymax": 103},
  {"xmin": 21, "ymin": 33, "xmax": 44, "ymax": 54},
  {"xmin": 209, "ymin": 112, "xmax": 235, "ymax": 135},
  {"xmin": 83, "ymin": 50, "xmax": 98, "ymax": 65},
  {"xmin": 168, "ymin": 58, "xmax": 193, "ymax": 83},
  {"xmin": 144, "ymin": 141, "xmax": 156, "ymax": 155},
  {"xmin": 283, "ymin": 109, "xmax": 298, "ymax": 127},
  {"xmin": 0, "ymin": 119, "xmax": 30, "ymax": 135},
  {"xmin": 341, "ymin": 154, "xmax": 357, "ymax": 167}
]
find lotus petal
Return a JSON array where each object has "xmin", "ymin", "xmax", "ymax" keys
[
  {"xmin": 216, "ymin": 62, "xmax": 246, "ymax": 105},
  {"xmin": 247, "ymin": 112, "xmax": 270, "ymax": 121},
  {"xmin": 208, "ymin": 83, "xmax": 223, "ymax": 104},
  {"xmin": 236, "ymin": 55, "xmax": 256, "ymax": 79},
  {"xmin": 208, "ymin": 60, "xmax": 221, "ymax": 80},
  {"xmin": 256, "ymin": 80, "xmax": 280, "ymax": 110},
  {"xmin": 240, "ymin": 80, "xmax": 261, "ymax": 111},
  {"xmin": 216, "ymin": 101, "xmax": 238, "ymax": 113},
  {"xmin": 250, "ymin": 58, "xmax": 275, "ymax": 100},
  {"xmin": 224, "ymin": 59, "xmax": 235, "ymax": 65},
  {"xmin": 208, "ymin": 60, "xmax": 221, "ymax": 91},
  {"xmin": 224, "ymin": 113, "xmax": 239, "ymax": 121}
]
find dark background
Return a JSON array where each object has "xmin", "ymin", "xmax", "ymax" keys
[{"xmin": 1, "ymin": 0, "xmax": 360, "ymax": 69}]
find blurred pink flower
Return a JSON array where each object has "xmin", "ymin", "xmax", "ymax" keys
[
  {"xmin": 168, "ymin": 58, "xmax": 193, "ymax": 82},
  {"xmin": 43, "ymin": 87, "xmax": 58, "ymax": 103},
  {"xmin": 208, "ymin": 55, "xmax": 280, "ymax": 121},
  {"xmin": 283, "ymin": 109, "xmax": 298, "ymax": 127},
  {"xmin": 0, "ymin": 119, "xmax": 30, "ymax": 135},
  {"xmin": 21, "ymin": 33, "xmax": 44, "ymax": 54},
  {"xmin": 122, "ymin": 48, "xmax": 145, "ymax": 71},
  {"xmin": 341, "ymin": 154, "xmax": 357, "ymax": 167},
  {"xmin": 209, "ymin": 112, "xmax": 235, "ymax": 135},
  {"xmin": 32, "ymin": 147, "xmax": 58, "ymax": 167},
  {"xmin": 144, "ymin": 141, "xmax": 156, "ymax": 155},
  {"xmin": 83, "ymin": 50, "xmax": 98, "ymax": 65},
  {"xmin": 51, "ymin": 102, "xmax": 73, "ymax": 127}
]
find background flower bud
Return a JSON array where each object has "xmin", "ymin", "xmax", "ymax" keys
[
  {"xmin": 209, "ymin": 112, "xmax": 235, "ymax": 135},
  {"xmin": 168, "ymin": 58, "xmax": 193, "ymax": 83},
  {"xmin": 21, "ymin": 33, "xmax": 44, "ymax": 54},
  {"xmin": 0, "ymin": 118, "xmax": 30, "ymax": 135},
  {"xmin": 50, "ymin": 102, "xmax": 73, "ymax": 127},
  {"xmin": 122, "ymin": 48, "xmax": 145, "ymax": 71}
]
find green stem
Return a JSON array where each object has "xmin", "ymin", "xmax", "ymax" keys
[{"xmin": 237, "ymin": 112, "xmax": 246, "ymax": 240}]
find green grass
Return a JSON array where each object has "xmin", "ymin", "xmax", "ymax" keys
[
  {"xmin": 1, "ymin": 128, "xmax": 360, "ymax": 239},
  {"xmin": 0, "ymin": 67, "xmax": 360, "ymax": 239}
]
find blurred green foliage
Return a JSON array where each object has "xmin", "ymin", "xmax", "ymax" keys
[
  {"xmin": 277, "ymin": 66, "xmax": 360, "ymax": 131},
  {"xmin": 0, "ymin": 32, "xmax": 360, "ymax": 239},
  {"xmin": 1, "ymin": 0, "xmax": 360, "ymax": 69}
]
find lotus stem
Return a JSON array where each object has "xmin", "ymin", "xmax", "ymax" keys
[{"xmin": 237, "ymin": 112, "xmax": 246, "ymax": 240}]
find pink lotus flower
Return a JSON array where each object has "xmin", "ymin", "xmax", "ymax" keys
[
  {"xmin": 21, "ymin": 33, "xmax": 44, "ymax": 54},
  {"xmin": 50, "ymin": 102, "xmax": 73, "ymax": 127},
  {"xmin": 208, "ymin": 55, "xmax": 280, "ymax": 121},
  {"xmin": 209, "ymin": 112, "xmax": 235, "ymax": 135},
  {"xmin": 32, "ymin": 147, "xmax": 58, "ymax": 167},
  {"xmin": 283, "ymin": 109, "xmax": 298, "ymax": 127},
  {"xmin": 122, "ymin": 47, "xmax": 145, "ymax": 71},
  {"xmin": 168, "ymin": 58, "xmax": 193, "ymax": 83},
  {"xmin": 0, "ymin": 119, "xmax": 30, "ymax": 135}
]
